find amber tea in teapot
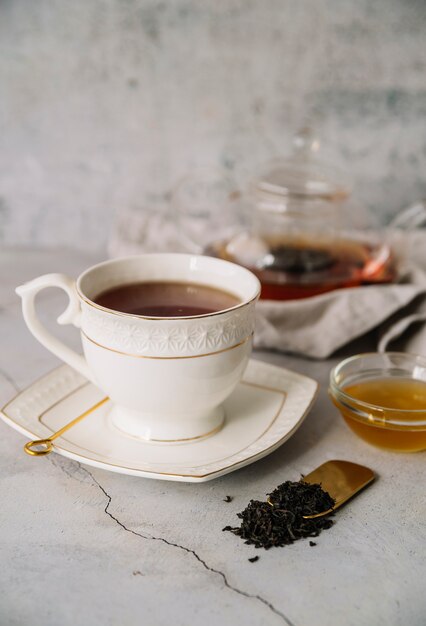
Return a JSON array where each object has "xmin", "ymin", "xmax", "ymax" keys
[{"xmin": 208, "ymin": 234, "xmax": 394, "ymax": 300}]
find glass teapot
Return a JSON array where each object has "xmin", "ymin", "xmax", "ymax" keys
[{"xmin": 175, "ymin": 129, "xmax": 426, "ymax": 300}]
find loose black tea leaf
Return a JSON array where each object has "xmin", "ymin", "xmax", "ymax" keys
[
  {"xmin": 223, "ymin": 495, "xmax": 233, "ymax": 503},
  {"xmin": 248, "ymin": 556, "xmax": 260, "ymax": 563},
  {"xmin": 309, "ymin": 541, "xmax": 317, "ymax": 547},
  {"xmin": 223, "ymin": 480, "xmax": 335, "ymax": 550},
  {"xmin": 267, "ymin": 480, "xmax": 335, "ymax": 516},
  {"xmin": 263, "ymin": 246, "xmax": 336, "ymax": 274}
]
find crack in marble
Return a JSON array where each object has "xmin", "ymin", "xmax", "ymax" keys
[
  {"xmin": 0, "ymin": 364, "xmax": 21, "ymax": 393},
  {"xmin": 75, "ymin": 463, "xmax": 294, "ymax": 626},
  {"xmin": 48, "ymin": 455, "xmax": 92, "ymax": 484}
]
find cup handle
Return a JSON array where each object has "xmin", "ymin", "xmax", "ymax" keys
[{"xmin": 16, "ymin": 273, "xmax": 94, "ymax": 383}]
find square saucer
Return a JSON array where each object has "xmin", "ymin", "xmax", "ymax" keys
[{"xmin": 0, "ymin": 360, "xmax": 318, "ymax": 482}]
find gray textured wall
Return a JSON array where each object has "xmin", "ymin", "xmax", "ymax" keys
[{"xmin": 1, "ymin": 0, "xmax": 425, "ymax": 251}]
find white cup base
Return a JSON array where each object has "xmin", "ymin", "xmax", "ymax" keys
[{"xmin": 108, "ymin": 404, "xmax": 225, "ymax": 444}]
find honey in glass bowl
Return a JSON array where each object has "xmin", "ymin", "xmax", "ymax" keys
[{"xmin": 330, "ymin": 353, "xmax": 426, "ymax": 452}]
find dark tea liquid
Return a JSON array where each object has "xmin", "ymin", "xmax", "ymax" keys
[
  {"xmin": 94, "ymin": 281, "xmax": 240, "ymax": 317},
  {"xmin": 207, "ymin": 236, "xmax": 395, "ymax": 300}
]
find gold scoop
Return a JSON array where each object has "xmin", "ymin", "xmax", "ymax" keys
[
  {"xmin": 267, "ymin": 460, "xmax": 376, "ymax": 519},
  {"xmin": 24, "ymin": 397, "xmax": 109, "ymax": 456}
]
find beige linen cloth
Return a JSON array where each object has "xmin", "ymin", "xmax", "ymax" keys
[{"xmin": 109, "ymin": 210, "xmax": 426, "ymax": 359}]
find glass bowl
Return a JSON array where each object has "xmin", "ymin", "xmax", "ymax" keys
[{"xmin": 329, "ymin": 353, "xmax": 426, "ymax": 452}]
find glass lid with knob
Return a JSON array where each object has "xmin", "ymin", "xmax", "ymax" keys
[{"xmin": 206, "ymin": 128, "xmax": 396, "ymax": 300}]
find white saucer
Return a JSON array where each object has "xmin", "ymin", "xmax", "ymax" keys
[{"xmin": 0, "ymin": 360, "xmax": 318, "ymax": 482}]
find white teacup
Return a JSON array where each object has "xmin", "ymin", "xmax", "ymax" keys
[{"xmin": 16, "ymin": 254, "xmax": 260, "ymax": 442}]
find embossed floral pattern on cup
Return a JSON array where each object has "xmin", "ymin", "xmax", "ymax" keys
[{"xmin": 82, "ymin": 302, "xmax": 256, "ymax": 356}]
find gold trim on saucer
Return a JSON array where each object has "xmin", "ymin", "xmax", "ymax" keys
[
  {"xmin": 1, "ymin": 364, "xmax": 318, "ymax": 479},
  {"xmin": 80, "ymin": 330, "xmax": 253, "ymax": 359},
  {"xmin": 0, "ymin": 369, "xmax": 88, "ymax": 416},
  {"xmin": 109, "ymin": 414, "xmax": 225, "ymax": 444},
  {"xmin": 38, "ymin": 382, "xmax": 90, "ymax": 421},
  {"xmin": 37, "ymin": 381, "xmax": 286, "ymax": 476}
]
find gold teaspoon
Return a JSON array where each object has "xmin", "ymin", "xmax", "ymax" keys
[{"xmin": 24, "ymin": 397, "xmax": 109, "ymax": 456}]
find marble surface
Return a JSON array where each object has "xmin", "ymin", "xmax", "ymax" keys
[
  {"xmin": 1, "ymin": 248, "xmax": 425, "ymax": 626},
  {"xmin": 1, "ymin": 1, "xmax": 426, "ymax": 250}
]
